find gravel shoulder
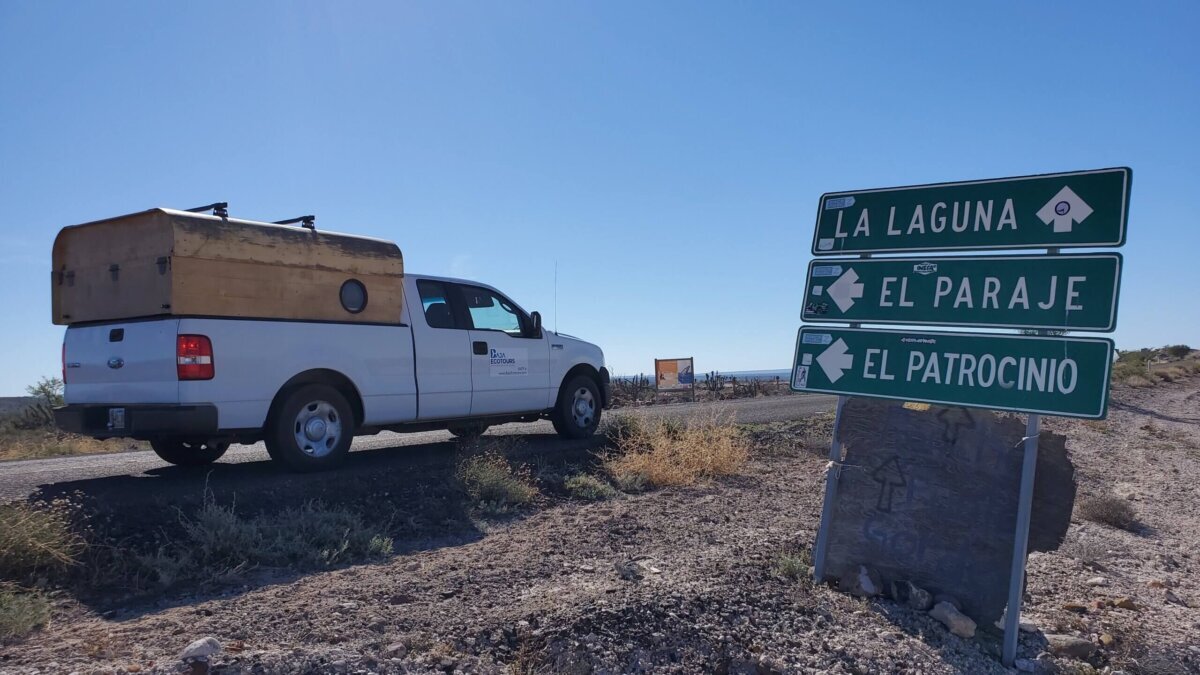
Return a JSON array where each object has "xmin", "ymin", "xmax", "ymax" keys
[{"xmin": 2, "ymin": 384, "xmax": 1198, "ymax": 674}]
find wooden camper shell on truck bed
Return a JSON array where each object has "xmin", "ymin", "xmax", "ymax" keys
[{"xmin": 51, "ymin": 208, "xmax": 404, "ymax": 325}]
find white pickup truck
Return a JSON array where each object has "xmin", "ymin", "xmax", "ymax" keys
[{"xmin": 52, "ymin": 208, "xmax": 609, "ymax": 471}]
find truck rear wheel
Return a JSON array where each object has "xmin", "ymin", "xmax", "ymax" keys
[
  {"xmin": 552, "ymin": 375, "xmax": 602, "ymax": 439},
  {"xmin": 150, "ymin": 439, "xmax": 229, "ymax": 466},
  {"xmin": 265, "ymin": 384, "xmax": 354, "ymax": 472}
]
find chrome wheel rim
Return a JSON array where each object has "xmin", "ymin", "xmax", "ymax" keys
[
  {"xmin": 293, "ymin": 400, "xmax": 342, "ymax": 457},
  {"xmin": 571, "ymin": 387, "xmax": 596, "ymax": 428}
]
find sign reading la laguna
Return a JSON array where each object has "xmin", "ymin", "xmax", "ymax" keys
[{"xmin": 812, "ymin": 167, "xmax": 1130, "ymax": 255}]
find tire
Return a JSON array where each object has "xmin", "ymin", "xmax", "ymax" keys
[
  {"xmin": 448, "ymin": 423, "xmax": 489, "ymax": 441},
  {"xmin": 552, "ymin": 375, "xmax": 602, "ymax": 439},
  {"xmin": 265, "ymin": 384, "xmax": 355, "ymax": 472},
  {"xmin": 150, "ymin": 438, "xmax": 230, "ymax": 466}
]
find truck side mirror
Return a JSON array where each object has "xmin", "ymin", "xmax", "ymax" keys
[{"xmin": 530, "ymin": 311, "xmax": 543, "ymax": 337}]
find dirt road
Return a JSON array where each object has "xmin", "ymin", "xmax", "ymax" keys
[{"xmin": 0, "ymin": 395, "xmax": 836, "ymax": 502}]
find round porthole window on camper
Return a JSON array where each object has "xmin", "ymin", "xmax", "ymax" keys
[{"xmin": 340, "ymin": 279, "xmax": 367, "ymax": 314}]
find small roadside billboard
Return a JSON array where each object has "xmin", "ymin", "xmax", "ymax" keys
[{"xmin": 655, "ymin": 357, "xmax": 695, "ymax": 397}]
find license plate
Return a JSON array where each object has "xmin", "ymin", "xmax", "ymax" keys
[{"xmin": 108, "ymin": 407, "xmax": 126, "ymax": 430}]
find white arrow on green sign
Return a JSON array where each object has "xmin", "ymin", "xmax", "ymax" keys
[
  {"xmin": 812, "ymin": 167, "xmax": 1130, "ymax": 255},
  {"xmin": 790, "ymin": 327, "xmax": 1114, "ymax": 418},
  {"xmin": 803, "ymin": 254, "xmax": 1122, "ymax": 331}
]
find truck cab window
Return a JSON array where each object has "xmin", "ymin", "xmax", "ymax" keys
[
  {"xmin": 417, "ymin": 280, "xmax": 457, "ymax": 329},
  {"xmin": 459, "ymin": 285, "xmax": 525, "ymax": 336}
]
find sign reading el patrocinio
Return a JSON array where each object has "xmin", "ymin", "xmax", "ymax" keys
[
  {"xmin": 791, "ymin": 327, "xmax": 1114, "ymax": 419},
  {"xmin": 811, "ymin": 167, "xmax": 1130, "ymax": 255}
]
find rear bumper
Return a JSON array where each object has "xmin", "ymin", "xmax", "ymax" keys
[{"xmin": 54, "ymin": 404, "xmax": 219, "ymax": 439}]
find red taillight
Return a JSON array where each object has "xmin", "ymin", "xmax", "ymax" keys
[
  {"xmin": 61, "ymin": 342, "xmax": 67, "ymax": 384},
  {"xmin": 177, "ymin": 334, "xmax": 214, "ymax": 380}
]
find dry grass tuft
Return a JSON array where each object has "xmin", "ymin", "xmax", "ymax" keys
[
  {"xmin": 457, "ymin": 452, "xmax": 538, "ymax": 515},
  {"xmin": 0, "ymin": 429, "xmax": 134, "ymax": 462},
  {"xmin": 0, "ymin": 395, "xmax": 143, "ymax": 462},
  {"xmin": 603, "ymin": 412, "xmax": 749, "ymax": 488},
  {"xmin": 0, "ymin": 502, "xmax": 85, "ymax": 580},
  {"xmin": 0, "ymin": 584, "xmax": 50, "ymax": 643},
  {"xmin": 1120, "ymin": 374, "xmax": 1155, "ymax": 388},
  {"xmin": 1077, "ymin": 493, "xmax": 1137, "ymax": 531}
]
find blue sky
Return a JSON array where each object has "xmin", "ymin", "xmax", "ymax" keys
[{"xmin": 1, "ymin": 1, "xmax": 1197, "ymax": 394}]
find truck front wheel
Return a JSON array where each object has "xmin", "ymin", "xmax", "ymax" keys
[
  {"xmin": 266, "ymin": 384, "xmax": 354, "ymax": 472},
  {"xmin": 150, "ymin": 439, "xmax": 229, "ymax": 466},
  {"xmin": 552, "ymin": 375, "xmax": 602, "ymax": 439}
]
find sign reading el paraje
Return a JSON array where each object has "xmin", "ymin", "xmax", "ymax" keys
[
  {"xmin": 802, "ymin": 253, "xmax": 1122, "ymax": 331},
  {"xmin": 811, "ymin": 168, "xmax": 1130, "ymax": 255},
  {"xmin": 790, "ymin": 327, "xmax": 1114, "ymax": 418}
]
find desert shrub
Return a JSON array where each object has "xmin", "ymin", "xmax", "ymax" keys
[
  {"xmin": 1152, "ymin": 366, "xmax": 1187, "ymax": 383},
  {"xmin": 25, "ymin": 377, "xmax": 63, "ymax": 408},
  {"xmin": 1116, "ymin": 348, "xmax": 1154, "ymax": 367},
  {"xmin": 563, "ymin": 473, "xmax": 618, "ymax": 501},
  {"xmin": 1120, "ymin": 375, "xmax": 1155, "ymax": 388},
  {"xmin": 1162, "ymin": 344, "xmax": 1192, "ymax": 359},
  {"xmin": 1077, "ymin": 494, "xmax": 1137, "ymax": 531},
  {"xmin": 0, "ymin": 405, "xmax": 54, "ymax": 432},
  {"xmin": 610, "ymin": 374, "xmax": 652, "ymax": 407},
  {"xmin": 0, "ymin": 584, "xmax": 50, "ymax": 643},
  {"xmin": 130, "ymin": 497, "xmax": 394, "ymax": 587},
  {"xmin": 0, "ymin": 378, "xmax": 65, "ymax": 434},
  {"xmin": 604, "ymin": 412, "xmax": 749, "ymax": 488},
  {"xmin": 0, "ymin": 502, "xmax": 85, "ymax": 580},
  {"xmin": 773, "ymin": 546, "xmax": 812, "ymax": 580},
  {"xmin": 601, "ymin": 414, "xmax": 645, "ymax": 445},
  {"xmin": 1061, "ymin": 534, "xmax": 1109, "ymax": 567},
  {"xmin": 612, "ymin": 471, "xmax": 649, "ymax": 494},
  {"xmin": 457, "ymin": 452, "xmax": 537, "ymax": 514}
]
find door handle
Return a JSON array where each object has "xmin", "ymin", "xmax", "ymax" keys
[{"xmin": 473, "ymin": 341, "xmax": 488, "ymax": 355}]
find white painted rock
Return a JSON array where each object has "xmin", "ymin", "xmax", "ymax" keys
[
  {"xmin": 929, "ymin": 601, "xmax": 976, "ymax": 638},
  {"xmin": 180, "ymin": 636, "xmax": 222, "ymax": 662},
  {"xmin": 839, "ymin": 565, "xmax": 882, "ymax": 598}
]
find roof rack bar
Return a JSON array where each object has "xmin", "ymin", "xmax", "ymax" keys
[
  {"xmin": 186, "ymin": 202, "xmax": 229, "ymax": 218},
  {"xmin": 273, "ymin": 215, "xmax": 316, "ymax": 230}
]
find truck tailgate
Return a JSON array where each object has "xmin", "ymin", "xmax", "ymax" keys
[{"xmin": 64, "ymin": 319, "xmax": 180, "ymax": 404}]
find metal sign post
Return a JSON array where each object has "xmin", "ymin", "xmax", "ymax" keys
[
  {"xmin": 811, "ymin": 394, "xmax": 844, "ymax": 582},
  {"xmin": 1003, "ymin": 412, "xmax": 1040, "ymax": 666}
]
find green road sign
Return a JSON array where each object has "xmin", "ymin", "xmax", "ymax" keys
[
  {"xmin": 803, "ymin": 254, "xmax": 1122, "ymax": 331},
  {"xmin": 812, "ymin": 168, "xmax": 1130, "ymax": 255},
  {"xmin": 790, "ymin": 327, "xmax": 1113, "ymax": 418}
]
